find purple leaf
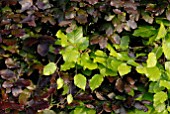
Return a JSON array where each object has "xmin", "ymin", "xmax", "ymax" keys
[
  {"xmin": 2, "ymin": 81, "xmax": 13, "ymax": 88},
  {"xmin": 19, "ymin": 0, "xmax": 33, "ymax": 12},
  {"xmin": 37, "ymin": 43, "xmax": 49, "ymax": 56},
  {"xmin": 0, "ymin": 69, "xmax": 16, "ymax": 80}
]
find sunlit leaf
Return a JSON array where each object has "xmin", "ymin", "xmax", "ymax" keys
[
  {"xmin": 146, "ymin": 67, "xmax": 161, "ymax": 81},
  {"xmin": 160, "ymin": 80, "xmax": 170, "ymax": 90},
  {"xmin": 56, "ymin": 30, "xmax": 68, "ymax": 47},
  {"xmin": 67, "ymin": 94, "xmax": 73, "ymax": 104},
  {"xmin": 154, "ymin": 91, "xmax": 167, "ymax": 105},
  {"xmin": 162, "ymin": 40, "xmax": 170, "ymax": 60},
  {"xmin": 19, "ymin": 0, "xmax": 33, "ymax": 12},
  {"xmin": 146, "ymin": 52, "xmax": 157, "ymax": 68},
  {"xmin": 74, "ymin": 74, "xmax": 86, "ymax": 90},
  {"xmin": 43, "ymin": 62, "xmax": 57, "ymax": 76},
  {"xmin": 89, "ymin": 74, "xmax": 104, "ymax": 91},
  {"xmin": 118, "ymin": 63, "xmax": 131, "ymax": 76},
  {"xmin": 57, "ymin": 78, "xmax": 64, "ymax": 89},
  {"xmin": 156, "ymin": 22, "xmax": 167, "ymax": 40}
]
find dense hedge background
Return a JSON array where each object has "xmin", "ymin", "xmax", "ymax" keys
[{"xmin": 1, "ymin": 0, "xmax": 170, "ymax": 113}]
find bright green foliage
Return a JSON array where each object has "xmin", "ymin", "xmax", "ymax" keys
[
  {"xmin": 118, "ymin": 63, "xmax": 131, "ymax": 76},
  {"xmin": 43, "ymin": 62, "xmax": 57, "ymax": 76},
  {"xmin": 80, "ymin": 53, "xmax": 98, "ymax": 70},
  {"xmin": 57, "ymin": 78, "xmax": 64, "ymax": 89},
  {"xmin": 133, "ymin": 26, "xmax": 157, "ymax": 38},
  {"xmin": 120, "ymin": 36, "xmax": 130, "ymax": 50},
  {"xmin": 160, "ymin": 80, "xmax": 170, "ymax": 90},
  {"xmin": 147, "ymin": 52, "xmax": 157, "ymax": 68},
  {"xmin": 156, "ymin": 22, "xmax": 167, "ymax": 40},
  {"xmin": 149, "ymin": 82, "xmax": 164, "ymax": 93},
  {"xmin": 67, "ymin": 94, "xmax": 73, "ymax": 104},
  {"xmin": 145, "ymin": 67, "xmax": 161, "ymax": 81},
  {"xmin": 162, "ymin": 40, "xmax": 170, "ymax": 60},
  {"xmin": 153, "ymin": 94, "xmax": 167, "ymax": 113},
  {"xmin": 56, "ymin": 30, "xmax": 68, "ymax": 47},
  {"xmin": 89, "ymin": 74, "xmax": 104, "ymax": 91},
  {"xmin": 74, "ymin": 74, "xmax": 86, "ymax": 90},
  {"xmin": 56, "ymin": 27, "xmax": 89, "ymax": 71},
  {"xmin": 165, "ymin": 61, "xmax": 170, "ymax": 72},
  {"xmin": 154, "ymin": 91, "xmax": 167, "ymax": 105},
  {"xmin": 70, "ymin": 107, "xmax": 96, "ymax": 114}
]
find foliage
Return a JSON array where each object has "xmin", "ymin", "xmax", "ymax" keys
[{"xmin": 1, "ymin": 0, "xmax": 170, "ymax": 113}]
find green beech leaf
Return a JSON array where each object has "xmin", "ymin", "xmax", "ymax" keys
[
  {"xmin": 57, "ymin": 78, "xmax": 64, "ymax": 89},
  {"xmin": 67, "ymin": 94, "xmax": 73, "ymax": 104},
  {"xmin": 80, "ymin": 53, "xmax": 97, "ymax": 70},
  {"xmin": 67, "ymin": 27, "xmax": 89, "ymax": 50},
  {"xmin": 106, "ymin": 43, "xmax": 118, "ymax": 57},
  {"xmin": 74, "ymin": 74, "xmax": 86, "ymax": 90},
  {"xmin": 60, "ymin": 46, "xmax": 80, "ymax": 63},
  {"xmin": 89, "ymin": 74, "xmax": 104, "ymax": 91},
  {"xmin": 118, "ymin": 63, "xmax": 131, "ymax": 76},
  {"xmin": 165, "ymin": 61, "xmax": 170, "ymax": 72},
  {"xmin": 152, "ymin": 46, "xmax": 163, "ymax": 59},
  {"xmin": 154, "ymin": 91, "xmax": 167, "ymax": 104},
  {"xmin": 133, "ymin": 26, "xmax": 156, "ymax": 38},
  {"xmin": 61, "ymin": 62, "xmax": 75, "ymax": 71},
  {"xmin": 147, "ymin": 52, "xmax": 157, "ymax": 67},
  {"xmin": 160, "ymin": 80, "xmax": 170, "ymax": 90},
  {"xmin": 56, "ymin": 30, "xmax": 68, "ymax": 47},
  {"xmin": 156, "ymin": 22, "xmax": 167, "ymax": 40},
  {"xmin": 136, "ymin": 66, "xmax": 147, "ymax": 74},
  {"xmin": 120, "ymin": 36, "xmax": 130, "ymax": 50},
  {"xmin": 163, "ymin": 41, "xmax": 170, "ymax": 60},
  {"xmin": 43, "ymin": 62, "xmax": 57, "ymax": 76},
  {"xmin": 154, "ymin": 103, "xmax": 166, "ymax": 113},
  {"xmin": 146, "ymin": 67, "xmax": 161, "ymax": 81}
]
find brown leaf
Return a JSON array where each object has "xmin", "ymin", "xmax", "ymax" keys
[
  {"xmin": 37, "ymin": 43, "xmax": 49, "ymax": 56},
  {"xmin": 85, "ymin": 0, "xmax": 98, "ymax": 5},
  {"xmin": 75, "ymin": 93, "xmax": 94, "ymax": 101},
  {"xmin": 12, "ymin": 87, "xmax": 23, "ymax": 97},
  {"xmin": 103, "ymin": 102, "xmax": 112, "ymax": 112},
  {"xmin": 59, "ymin": 20, "xmax": 72, "ymax": 27},
  {"xmin": 2, "ymin": 81, "xmax": 13, "ymax": 88},
  {"xmin": 115, "ymin": 78, "xmax": 124, "ymax": 93},
  {"xmin": 19, "ymin": 0, "xmax": 33, "ymax": 12},
  {"xmin": 95, "ymin": 91, "xmax": 106, "ymax": 100},
  {"xmin": 5, "ymin": 58, "xmax": 19, "ymax": 69},
  {"xmin": 0, "ymin": 69, "xmax": 16, "ymax": 80}
]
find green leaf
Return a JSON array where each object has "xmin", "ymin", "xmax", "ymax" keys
[
  {"xmin": 149, "ymin": 82, "xmax": 164, "ymax": 93},
  {"xmin": 43, "ymin": 62, "xmax": 57, "ymax": 76},
  {"xmin": 154, "ymin": 91, "xmax": 167, "ymax": 104},
  {"xmin": 136, "ymin": 66, "xmax": 147, "ymax": 74},
  {"xmin": 152, "ymin": 46, "xmax": 163, "ymax": 59},
  {"xmin": 146, "ymin": 52, "xmax": 157, "ymax": 67},
  {"xmin": 60, "ymin": 46, "xmax": 80, "ymax": 63},
  {"xmin": 42, "ymin": 110, "xmax": 56, "ymax": 114},
  {"xmin": 160, "ymin": 80, "xmax": 170, "ymax": 90},
  {"xmin": 62, "ymin": 85, "xmax": 69, "ymax": 95},
  {"xmin": 67, "ymin": 94, "xmax": 73, "ymax": 104},
  {"xmin": 57, "ymin": 78, "xmax": 64, "ymax": 89},
  {"xmin": 133, "ymin": 26, "xmax": 156, "ymax": 38},
  {"xmin": 156, "ymin": 22, "xmax": 167, "ymax": 40},
  {"xmin": 118, "ymin": 63, "xmax": 131, "ymax": 76},
  {"xmin": 80, "ymin": 53, "xmax": 98, "ymax": 70},
  {"xmin": 74, "ymin": 74, "xmax": 86, "ymax": 90},
  {"xmin": 165, "ymin": 61, "xmax": 170, "ymax": 72},
  {"xmin": 56, "ymin": 30, "xmax": 68, "ymax": 47},
  {"xmin": 154, "ymin": 103, "xmax": 166, "ymax": 113},
  {"xmin": 67, "ymin": 27, "xmax": 89, "ymax": 50},
  {"xmin": 106, "ymin": 43, "xmax": 118, "ymax": 57},
  {"xmin": 89, "ymin": 74, "xmax": 104, "ymax": 91},
  {"xmin": 61, "ymin": 62, "xmax": 75, "ymax": 71},
  {"xmin": 120, "ymin": 36, "xmax": 130, "ymax": 50},
  {"xmin": 146, "ymin": 67, "xmax": 161, "ymax": 81},
  {"xmin": 163, "ymin": 40, "xmax": 170, "ymax": 60}
]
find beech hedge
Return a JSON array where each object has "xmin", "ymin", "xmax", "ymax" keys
[{"xmin": 1, "ymin": 0, "xmax": 170, "ymax": 114}]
